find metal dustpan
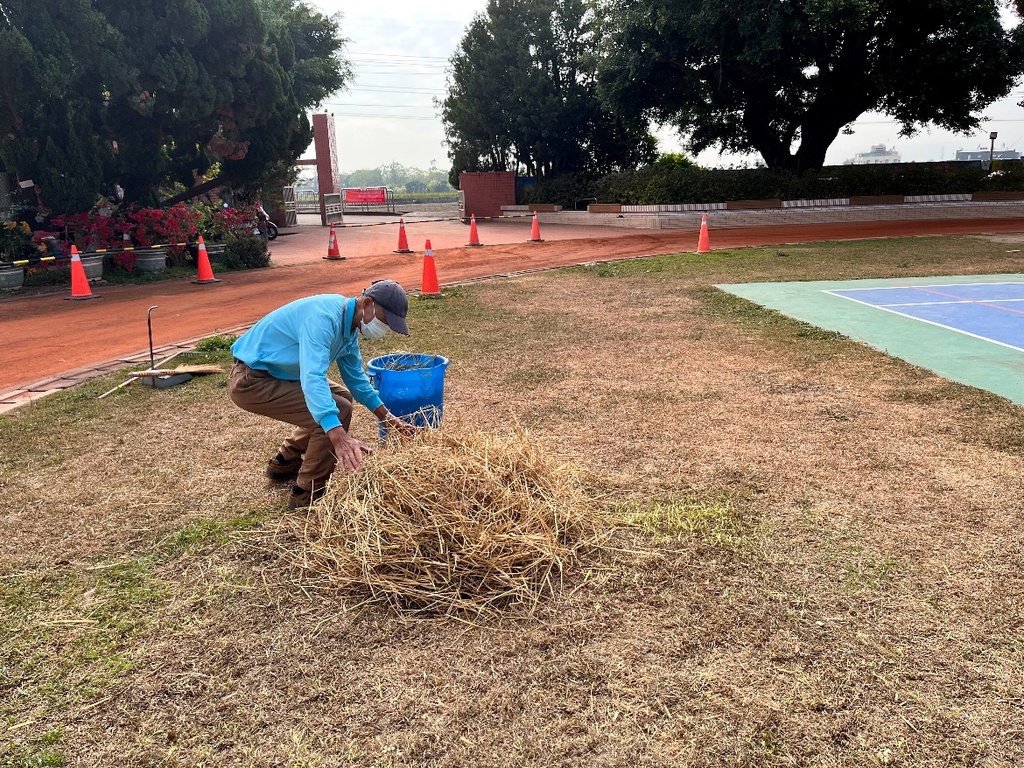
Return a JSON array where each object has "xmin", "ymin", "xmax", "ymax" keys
[{"xmin": 138, "ymin": 371, "xmax": 193, "ymax": 389}]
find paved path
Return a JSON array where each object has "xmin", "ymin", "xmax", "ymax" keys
[{"xmin": 3, "ymin": 216, "xmax": 1024, "ymax": 413}]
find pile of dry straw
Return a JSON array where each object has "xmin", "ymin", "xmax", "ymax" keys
[{"xmin": 279, "ymin": 427, "xmax": 606, "ymax": 616}]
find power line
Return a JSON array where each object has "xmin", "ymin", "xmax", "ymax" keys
[
  {"xmin": 347, "ymin": 52, "xmax": 451, "ymax": 62},
  {"xmin": 348, "ymin": 60, "xmax": 449, "ymax": 68},
  {"xmin": 342, "ymin": 17, "xmax": 466, "ymax": 29},
  {"xmin": 330, "ymin": 114, "xmax": 439, "ymax": 121},
  {"xmin": 324, "ymin": 102, "xmax": 436, "ymax": 109},
  {"xmin": 352, "ymin": 70, "xmax": 447, "ymax": 77},
  {"xmin": 348, "ymin": 85, "xmax": 442, "ymax": 94},
  {"xmin": 351, "ymin": 61, "xmax": 448, "ymax": 70}
]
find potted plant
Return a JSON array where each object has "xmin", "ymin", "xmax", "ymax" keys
[
  {"xmin": 0, "ymin": 262, "xmax": 24, "ymax": 290},
  {"xmin": 0, "ymin": 220, "xmax": 37, "ymax": 290},
  {"xmin": 121, "ymin": 204, "xmax": 201, "ymax": 271},
  {"xmin": 191, "ymin": 202, "xmax": 247, "ymax": 260},
  {"xmin": 50, "ymin": 213, "xmax": 108, "ymax": 281}
]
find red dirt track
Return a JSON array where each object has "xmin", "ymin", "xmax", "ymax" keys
[{"xmin": 3, "ymin": 217, "xmax": 1024, "ymax": 391}]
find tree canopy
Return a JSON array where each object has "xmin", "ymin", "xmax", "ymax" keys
[
  {"xmin": 598, "ymin": 0, "xmax": 1024, "ymax": 173},
  {"xmin": 441, "ymin": 0, "xmax": 656, "ymax": 187},
  {"xmin": 0, "ymin": 0, "xmax": 348, "ymax": 214}
]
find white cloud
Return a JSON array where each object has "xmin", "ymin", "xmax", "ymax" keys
[{"xmin": 302, "ymin": 0, "xmax": 479, "ymax": 173}]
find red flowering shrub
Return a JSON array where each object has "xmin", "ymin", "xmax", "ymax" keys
[
  {"xmin": 113, "ymin": 251, "xmax": 137, "ymax": 272},
  {"xmin": 48, "ymin": 203, "xmax": 260, "ymax": 271},
  {"xmin": 50, "ymin": 213, "xmax": 122, "ymax": 251},
  {"xmin": 51, "ymin": 205, "xmax": 201, "ymax": 267},
  {"xmin": 123, "ymin": 204, "xmax": 199, "ymax": 249},
  {"xmin": 193, "ymin": 203, "xmax": 259, "ymax": 242}
]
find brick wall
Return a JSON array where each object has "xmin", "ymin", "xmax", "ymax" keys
[{"xmin": 460, "ymin": 172, "xmax": 516, "ymax": 219}]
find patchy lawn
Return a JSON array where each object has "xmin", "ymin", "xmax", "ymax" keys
[{"xmin": 2, "ymin": 236, "xmax": 1023, "ymax": 767}]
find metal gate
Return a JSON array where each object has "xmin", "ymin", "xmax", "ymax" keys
[{"xmin": 281, "ymin": 186, "xmax": 298, "ymax": 226}]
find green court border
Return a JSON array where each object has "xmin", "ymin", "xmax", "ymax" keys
[{"xmin": 717, "ymin": 274, "xmax": 1024, "ymax": 405}]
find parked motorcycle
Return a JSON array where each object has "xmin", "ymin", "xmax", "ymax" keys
[{"xmin": 257, "ymin": 203, "xmax": 278, "ymax": 240}]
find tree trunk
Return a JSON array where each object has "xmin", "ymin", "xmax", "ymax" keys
[
  {"xmin": 160, "ymin": 176, "xmax": 226, "ymax": 208},
  {"xmin": 748, "ymin": 105, "xmax": 867, "ymax": 174},
  {"xmin": 791, "ymin": 86, "xmax": 874, "ymax": 173},
  {"xmin": 743, "ymin": 109, "xmax": 797, "ymax": 173},
  {"xmin": 792, "ymin": 124, "xmax": 842, "ymax": 173}
]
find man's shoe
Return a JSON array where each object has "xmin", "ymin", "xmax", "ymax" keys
[
  {"xmin": 266, "ymin": 453, "xmax": 302, "ymax": 482},
  {"xmin": 288, "ymin": 484, "xmax": 326, "ymax": 510}
]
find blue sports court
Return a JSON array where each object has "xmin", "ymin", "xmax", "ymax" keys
[{"xmin": 718, "ymin": 274, "xmax": 1024, "ymax": 404}]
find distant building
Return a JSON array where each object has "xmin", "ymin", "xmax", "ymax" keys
[
  {"xmin": 954, "ymin": 147, "xmax": 1021, "ymax": 162},
  {"xmin": 846, "ymin": 144, "xmax": 901, "ymax": 165}
]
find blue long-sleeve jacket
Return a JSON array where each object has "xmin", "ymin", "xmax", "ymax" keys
[{"xmin": 231, "ymin": 294, "xmax": 384, "ymax": 432}]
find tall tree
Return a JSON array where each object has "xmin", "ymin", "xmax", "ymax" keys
[
  {"xmin": 0, "ymin": 0, "xmax": 348, "ymax": 213},
  {"xmin": 245, "ymin": 0, "xmax": 350, "ymax": 199},
  {"xmin": 598, "ymin": 0, "xmax": 1024, "ymax": 173},
  {"xmin": 442, "ymin": 0, "xmax": 655, "ymax": 186},
  {"xmin": 0, "ymin": 0, "xmax": 117, "ymax": 212}
]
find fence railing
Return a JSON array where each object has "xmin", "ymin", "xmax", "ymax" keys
[
  {"xmin": 288, "ymin": 188, "xmax": 458, "ymax": 217},
  {"xmin": 295, "ymin": 189, "xmax": 320, "ymax": 214}
]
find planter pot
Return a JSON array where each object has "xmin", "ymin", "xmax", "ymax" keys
[
  {"xmin": 205, "ymin": 243, "xmax": 227, "ymax": 260},
  {"xmin": 134, "ymin": 249, "xmax": 167, "ymax": 273},
  {"xmin": 189, "ymin": 242, "xmax": 226, "ymax": 261},
  {"xmin": 81, "ymin": 255, "xmax": 103, "ymax": 281},
  {"xmin": 0, "ymin": 266, "xmax": 25, "ymax": 290}
]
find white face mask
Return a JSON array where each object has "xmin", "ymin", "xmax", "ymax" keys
[{"xmin": 359, "ymin": 303, "xmax": 389, "ymax": 340}]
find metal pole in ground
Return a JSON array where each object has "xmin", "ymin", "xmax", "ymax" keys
[{"xmin": 147, "ymin": 305, "xmax": 158, "ymax": 370}]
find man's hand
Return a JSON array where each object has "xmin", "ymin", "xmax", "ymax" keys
[
  {"xmin": 327, "ymin": 425, "xmax": 373, "ymax": 471},
  {"xmin": 384, "ymin": 414, "xmax": 421, "ymax": 439},
  {"xmin": 372, "ymin": 404, "xmax": 421, "ymax": 439}
]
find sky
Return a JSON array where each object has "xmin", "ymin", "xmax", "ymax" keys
[{"xmin": 303, "ymin": 0, "xmax": 1024, "ymax": 175}]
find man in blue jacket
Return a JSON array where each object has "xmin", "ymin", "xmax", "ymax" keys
[{"xmin": 229, "ymin": 279, "xmax": 414, "ymax": 509}]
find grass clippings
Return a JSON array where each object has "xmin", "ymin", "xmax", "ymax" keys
[
  {"xmin": 370, "ymin": 352, "xmax": 443, "ymax": 371},
  {"xmin": 619, "ymin": 495, "xmax": 751, "ymax": 549},
  {"xmin": 275, "ymin": 427, "xmax": 606, "ymax": 617}
]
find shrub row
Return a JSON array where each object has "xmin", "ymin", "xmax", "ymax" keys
[{"xmin": 521, "ymin": 161, "xmax": 1024, "ymax": 208}]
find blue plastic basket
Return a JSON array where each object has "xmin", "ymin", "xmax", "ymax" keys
[{"xmin": 367, "ymin": 353, "xmax": 450, "ymax": 437}]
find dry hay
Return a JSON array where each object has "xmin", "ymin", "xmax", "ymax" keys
[{"xmin": 277, "ymin": 427, "xmax": 607, "ymax": 616}]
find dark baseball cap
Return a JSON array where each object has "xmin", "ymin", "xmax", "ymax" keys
[{"xmin": 363, "ymin": 279, "xmax": 410, "ymax": 335}]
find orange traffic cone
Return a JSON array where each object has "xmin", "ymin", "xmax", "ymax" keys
[
  {"xmin": 193, "ymin": 236, "xmax": 222, "ymax": 284},
  {"xmin": 394, "ymin": 218, "xmax": 413, "ymax": 254},
  {"xmin": 324, "ymin": 223, "xmax": 344, "ymax": 260},
  {"xmin": 528, "ymin": 212, "xmax": 544, "ymax": 242},
  {"xmin": 465, "ymin": 214, "xmax": 483, "ymax": 247},
  {"xmin": 421, "ymin": 239, "xmax": 441, "ymax": 297},
  {"xmin": 66, "ymin": 245, "xmax": 99, "ymax": 300},
  {"xmin": 697, "ymin": 214, "xmax": 711, "ymax": 253}
]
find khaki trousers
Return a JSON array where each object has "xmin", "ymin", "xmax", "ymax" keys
[{"xmin": 228, "ymin": 361, "xmax": 353, "ymax": 492}]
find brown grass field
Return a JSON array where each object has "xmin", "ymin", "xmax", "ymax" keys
[{"xmin": 2, "ymin": 235, "xmax": 1023, "ymax": 767}]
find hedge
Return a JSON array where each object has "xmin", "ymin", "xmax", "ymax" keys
[{"xmin": 520, "ymin": 161, "xmax": 1024, "ymax": 208}]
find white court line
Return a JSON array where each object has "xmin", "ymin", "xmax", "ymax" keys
[
  {"xmin": 878, "ymin": 298, "xmax": 1024, "ymax": 307},
  {"xmin": 822, "ymin": 290, "xmax": 1024, "ymax": 353},
  {"xmin": 832, "ymin": 281, "xmax": 1024, "ymax": 292}
]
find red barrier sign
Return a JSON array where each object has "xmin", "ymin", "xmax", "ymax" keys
[{"xmin": 345, "ymin": 188, "xmax": 387, "ymax": 204}]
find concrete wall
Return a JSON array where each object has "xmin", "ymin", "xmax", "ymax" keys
[{"xmin": 521, "ymin": 200, "xmax": 1024, "ymax": 230}]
